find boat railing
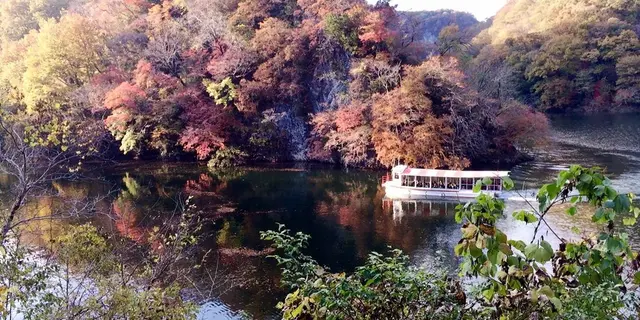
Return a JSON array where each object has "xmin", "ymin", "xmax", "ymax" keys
[{"xmin": 381, "ymin": 173, "xmax": 391, "ymax": 185}]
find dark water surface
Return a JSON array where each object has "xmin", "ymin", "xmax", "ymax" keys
[{"xmin": 8, "ymin": 113, "xmax": 640, "ymax": 319}]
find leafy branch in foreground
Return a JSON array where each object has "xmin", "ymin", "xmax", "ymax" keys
[
  {"xmin": 454, "ymin": 165, "xmax": 640, "ymax": 319},
  {"xmin": 261, "ymin": 225, "xmax": 465, "ymax": 320},
  {"xmin": 265, "ymin": 165, "xmax": 640, "ymax": 319}
]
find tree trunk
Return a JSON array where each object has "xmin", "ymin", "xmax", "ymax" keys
[{"xmin": 1, "ymin": 187, "xmax": 28, "ymax": 243}]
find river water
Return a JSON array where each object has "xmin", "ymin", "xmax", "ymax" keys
[{"xmin": 7, "ymin": 113, "xmax": 640, "ymax": 319}]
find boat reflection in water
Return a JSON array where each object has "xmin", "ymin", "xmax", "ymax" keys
[{"xmin": 382, "ymin": 198, "xmax": 461, "ymax": 223}]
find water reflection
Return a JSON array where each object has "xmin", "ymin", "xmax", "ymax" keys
[{"xmin": 3, "ymin": 113, "xmax": 640, "ymax": 319}]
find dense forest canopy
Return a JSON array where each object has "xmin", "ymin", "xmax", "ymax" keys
[
  {"xmin": 0, "ymin": 0, "xmax": 547, "ymax": 169},
  {"xmin": 470, "ymin": 0, "xmax": 640, "ymax": 112}
]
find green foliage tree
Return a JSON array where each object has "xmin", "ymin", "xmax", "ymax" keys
[
  {"xmin": 437, "ymin": 24, "xmax": 467, "ymax": 57},
  {"xmin": 615, "ymin": 55, "xmax": 640, "ymax": 105},
  {"xmin": 204, "ymin": 77, "xmax": 237, "ymax": 107},
  {"xmin": 324, "ymin": 13, "xmax": 361, "ymax": 54}
]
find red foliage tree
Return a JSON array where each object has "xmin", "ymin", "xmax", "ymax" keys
[
  {"xmin": 496, "ymin": 101, "xmax": 550, "ymax": 151},
  {"xmin": 178, "ymin": 88, "xmax": 240, "ymax": 160},
  {"xmin": 358, "ymin": 4, "xmax": 398, "ymax": 53}
]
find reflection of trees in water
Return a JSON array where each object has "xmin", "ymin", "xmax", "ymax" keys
[
  {"xmin": 372, "ymin": 191, "xmax": 461, "ymax": 270},
  {"xmin": 19, "ymin": 197, "xmax": 64, "ymax": 247},
  {"xmin": 314, "ymin": 181, "xmax": 377, "ymax": 259},
  {"xmin": 112, "ymin": 196, "xmax": 147, "ymax": 244},
  {"xmin": 17, "ymin": 179, "xmax": 112, "ymax": 248},
  {"xmin": 185, "ymin": 169, "xmax": 248, "ymax": 197},
  {"xmin": 185, "ymin": 174, "xmax": 218, "ymax": 196},
  {"xmin": 110, "ymin": 173, "xmax": 152, "ymax": 245}
]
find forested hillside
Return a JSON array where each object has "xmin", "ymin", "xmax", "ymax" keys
[
  {"xmin": 400, "ymin": 10, "xmax": 478, "ymax": 43},
  {"xmin": 469, "ymin": 0, "xmax": 640, "ymax": 112},
  {"xmin": 0, "ymin": 0, "xmax": 544, "ymax": 168}
]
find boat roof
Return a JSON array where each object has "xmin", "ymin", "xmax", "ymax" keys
[{"xmin": 397, "ymin": 166, "xmax": 509, "ymax": 179}]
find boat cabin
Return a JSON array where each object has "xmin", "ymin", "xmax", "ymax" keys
[{"xmin": 388, "ymin": 165, "xmax": 509, "ymax": 192}]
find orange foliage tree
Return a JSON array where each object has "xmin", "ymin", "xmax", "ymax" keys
[{"xmin": 371, "ymin": 57, "xmax": 471, "ymax": 169}]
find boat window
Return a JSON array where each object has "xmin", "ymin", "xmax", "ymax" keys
[
  {"xmin": 432, "ymin": 177, "xmax": 446, "ymax": 189},
  {"xmin": 394, "ymin": 173, "xmax": 399, "ymax": 180},
  {"xmin": 416, "ymin": 176, "xmax": 425, "ymax": 188},
  {"xmin": 477, "ymin": 178, "xmax": 488, "ymax": 190},
  {"xmin": 447, "ymin": 178, "xmax": 460, "ymax": 190},
  {"xmin": 487, "ymin": 178, "xmax": 502, "ymax": 191},
  {"xmin": 461, "ymin": 178, "xmax": 474, "ymax": 190},
  {"xmin": 402, "ymin": 175, "xmax": 416, "ymax": 187}
]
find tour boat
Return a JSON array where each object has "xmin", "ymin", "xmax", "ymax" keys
[{"xmin": 381, "ymin": 165, "xmax": 510, "ymax": 200}]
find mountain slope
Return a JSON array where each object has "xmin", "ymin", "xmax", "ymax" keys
[{"xmin": 471, "ymin": 0, "xmax": 640, "ymax": 112}]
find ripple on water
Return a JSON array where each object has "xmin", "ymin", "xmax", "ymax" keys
[{"xmin": 198, "ymin": 300, "xmax": 249, "ymax": 320}]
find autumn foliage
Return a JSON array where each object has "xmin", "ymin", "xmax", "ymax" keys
[{"xmin": 0, "ymin": 0, "xmax": 547, "ymax": 168}]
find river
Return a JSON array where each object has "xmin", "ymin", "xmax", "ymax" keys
[{"xmin": 7, "ymin": 113, "xmax": 640, "ymax": 319}]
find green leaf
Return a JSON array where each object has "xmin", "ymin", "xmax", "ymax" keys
[
  {"xmin": 469, "ymin": 242, "xmax": 483, "ymax": 258},
  {"xmin": 473, "ymin": 180, "xmax": 483, "ymax": 193},
  {"xmin": 513, "ymin": 210, "xmax": 538, "ymax": 224},
  {"xmin": 502, "ymin": 176, "xmax": 514, "ymax": 190},
  {"xmin": 623, "ymin": 217, "xmax": 637, "ymax": 226},
  {"xmin": 605, "ymin": 237, "xmax": 623, "ymax": 253},
  {"xmin": 593, "ymin": 208, "xmax": 606, "ymax": 223},
  {"xmin": 524, "ymin": 243, "xmax": 538, "ymax": 260},
  {"xmin": 546, "ymin": 183, "xmax": 560, "ymax": 200},
  {"xmin": 482, "ymin": 177, "xmax": 492, "ymax": 186},
  {"xmin": 538, "ymin": 285, "xmax": 555, "ymax": 298},
  {"xmin": 508, "ymin": 240, "xmax": 526, "ymax": 252},
  {"xmin": 454, "ymin": 243, "xmax": 466, "ymax": 256},
  {"xmin": 495, "ymin": 230, "xmax": 507, "ymax": 244},
  {"xmin": 454, "ymin": 209, "xmax": 463, "ymax": 224},
  {"xmin": 291, "ymin": 302, "xmax": 304, "ymax": 317},
  {"xmin": 499, "ymin": 243, "xmax": 513, "ymax": 255},
  {"xmin": 605, "ymin": 186, "xmax": 617, "ymax": 200},
  {"xmin": 633, "ymin": 271, "xmax": 640, "ymax": 284},
  {"xmin": 531, "ymin": 288, "xmax": 539, "ymax": 303},
  {"xmin": 613, "ymin": 194, "xmax": 631, "ymax": 213},
  {"xmin": 539, "ymin": 240, "xmax": 554, "ymax": 262},
  {"xmin": 482, "ymin": 286, "xmax": 495, "ymax": 302},
  {"xmin": 487, "ymin": 248, "xmax": 499, "ymax": 264},
  {"xmin": 525, "ymin": 242, "xmax": 553, "ymax": 263},
  {"xmin": 566, "ymin": 206, "xmax": 577, "ymax": 216},
  {"xmin": 550, "ymin": 297, "xmax": 562, "ymax": 311},
  {"xmin": 594, "ymin": 185, "xmax": 605, "ymax": 197}
]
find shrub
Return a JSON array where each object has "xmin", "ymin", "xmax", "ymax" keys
[
  {"xmin": 454, "ymin": 166, "xmax": 640, "ymax": 318},
  {"xmin": 261, "ymin": 225, "xmax": 465, "ymax": 320},
  {"xmin": 207, "ymin": 147, "xmax": 247, "ymax": 168}
]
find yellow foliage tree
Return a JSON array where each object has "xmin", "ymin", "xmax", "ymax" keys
[{"xmin": 22, "ymin": 14, "xmax": 108, "ymax": 112}]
